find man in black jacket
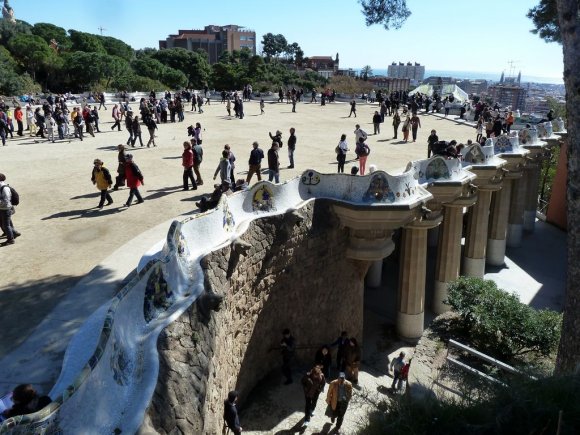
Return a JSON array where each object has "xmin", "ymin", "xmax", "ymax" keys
[
  {"xmin": 246, "ymin": 141, "xmax": 264, "ymax": 183},
  {"xmin": 223, "ymin": 390, "xmax": 242, "ymax": 434}
]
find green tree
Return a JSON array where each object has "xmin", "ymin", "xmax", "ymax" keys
[
  {"xmin": 527, "ymin": 0, "xmax": 561, "ymax": 43},
  {"xmin": 361, "ymin": 65, "xmax": 373, "ymax": 80},
  {"xmin": 160, "ymin": 67, "xmax": 188, "ymax": 89},
  {"xmin": 68, "ymin": 30, "xmax": 106, "ymax": 54},
  {"xmin": 360, "ymin": 0, "xmax": 411, "ymax": 29},
  {"xmin": 8, "ymin": 34, "xmax": 52, "ymax": 80},
  {"xmin": 0, "ymin": 18, "xmax": 32, "ymax": 46},
  {"xmin": 131, "ymin": 57, "xmax": 165, "ymax": 81},
  {"xmin": 261, "ymin": 33, "xmax": 288, "ymax": 59},
  {"xmin": 98, "ymin": 35, "xmax": 134, "ymax": 61},
  {"xmin": 152, "ymin": 48, "xmax": 210, "ymax": 88},
  {"xmin": 31, "ymin": 23, "xmax": 71, "ymax": 50}
]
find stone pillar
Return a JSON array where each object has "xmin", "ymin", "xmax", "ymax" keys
[
  {"xmin": 463, "ymin": 189, "xmax": 493, "ymax": 277},
  {"xmin": 486, "ymin": 179, "xmax": 513, "ymax": 266},
  {"xmin": 507, "ymin": 177, "xmax": 528, "ymax": 248},
  {"xmin": 523, "ymin": 164, "xmax": 541, "ymax": 233},
  {"xmin": 397, "ymin": 219, "xmax": 441, "ymax": 341},
  {"xmin": 365, "ymin": 260, "xmax": 383, "ymax": 288},
  {"xmin": 433, "ymin": 205, "xmax": 464, "ymax": 314}
]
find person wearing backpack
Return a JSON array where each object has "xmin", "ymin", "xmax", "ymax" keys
[
  {"xmin": 0, "ymin": 173, "xmax": 20, "ymax": 246},
  {"xmin": 355, "ymin": 137, "xmax": 371, "ymax": 175},
  {"xmin": 91, "ymin": 159, "xmax": 114, "ymax": 209}
]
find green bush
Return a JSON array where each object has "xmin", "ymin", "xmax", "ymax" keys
[{"xmin": 445, "ymin": 277, "xmax": 562, "ymax": 361}]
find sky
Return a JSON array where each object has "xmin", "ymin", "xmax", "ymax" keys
[{"xmin": 11, "ymin": 0, "xmax": 564, "ymax": 81}]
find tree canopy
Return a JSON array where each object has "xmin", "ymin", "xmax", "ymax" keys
[
  {"xmin": 527, "ymin": 0, "xmax": 561, "ymax": 43},
  {"xmin": 360, "ymin": 0, "xmax": 411, "ymax": 30}
]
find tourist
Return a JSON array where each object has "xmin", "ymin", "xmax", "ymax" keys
[
  {"xmin": 91, "ymin": 106, "xmax": 100, "ymax": 133},
  {"xmin": 390, "ymin": 351, "xmax": 406, "ymax": 391},
  {"xmin": 191, "ymin": 138, "xmax": 204, "ymax": 185},
  {"xmin": 326, "ymin": 372, "xmax": 353, "ymax": 432},
  {"xmin": 223, "ymin": 390, "xmax": 242, "ymax": 435},
  {"xmin": 182, "ymin": 142, "xmax": 197, "ymax": 191},
  {"xmin": 98, "ymin": 92, "xmax": 106, "ymax": 110},
  {"xmin": 485, "ymin": 117, "xmax": 494, "ymax": 139},
  {"xmin": 410, "ymin": 113, "xmax": 421, "ymax": 142},
  {"xmin": 1, "ymin": 384, "xmax": 51, "ymax": 419},
  {"xmin": 492, "ymin": 115, "xmax": 503, "ymax": 137},
  {"xmin": 26, "ymin": 106, "xmax": 35, "ymax": 137},
  {"xmin": 195, "ymin": 182, "xmax": 229, "ymax": 212},
  {"xmin": 34, "ymin": 108, "xmax": 45, "ymax": 138},
  {"xmin": 314, "ymin": 345, "xmax": 332, "ymax": 379},
  {"xmin": 348, "ymin": 99, "xmax": 357, "ymax": 118},
  {"xmin": 132, "ymin": 116, "xmax": 143, "ymax": 147},
  {"xmin": 260, "ymin": 98, "xmax": 265, "ymax": 115},
  {"xmin": 197, "ymin": 94, "xmax": 204, "ymax": 113},
  {"xmin": 301, "ymin": 365, "xmax": 326, "ymax": 426},
  {"xmin": 427, "ymin": 129, "xmax": 439, "ymax": 158},
  {"xmin": 123, "ymin": 154, "xmax": 145, "ymax": 207},
  {"xmin": 113, "ymin": 144, "xmax": 126, "ymax": 190},
  {"xmin": 45, "ymin": 114, "xmax": 56, "ymax": 143},
  {"xmin": 331, "ymin": 331, "xmax": 350, "ymax": 371},
  {"xmin": 83, "ymin": 106, "xmax": 95, "ymax": 137},
  {"xmin": 372, "ymin": 111, "xmax": 382, "ymax": 135},
  {"xmin": 399, "ymin": 359, "xmax": 411, "ymax": 392},
  {"xmin": 226, "ymin": 99, "xmax": 231, "ymax": 117},
  {"xmin": 280, "ymin": 328, "xmax": 295, "ymax": 385},
  {"xmin": 506, "ymin": 111, "xmax": 515, "ymax": 133},
  {"xmin": 224, "ymin": 144, "xmax": 236, "ymax": 185},
  {"xmin": 475, "ymin": 117, "xmax": 483, "ymax": 143},
  {"xmin": 246, "ymin": 141, "xmax": 264, "ymax": 183},
  {"xmin": 125, "ymin": 111, "xmax": 134, "ymax": 146},
  {"xmin": 401, "ymin": 115, "xmax": 411, "ymax": 142},
  {"xmin": 291, "ymin": 94, "xmax": 297, "ymax": 113},
  {"xmin": 392, "ymin": 111, "xmax": 401, "ymax": 139},
  {"xmin": 238, "ymin": 98, "xmax": 245, "ymax": 119},
  {"xmin": 287, "ymin": 127, "xmax": 296, "ymax": 169},
  {"xmin": 444, "ymin": 99, "xmax": 451, "ymax": 117},
  {"xmin": 0, "ymin": 113, "xmax": 6, "ymax": 146},
  {"xmin": 111, "ymin": 104, "xmax": 122, "ymax": 131},
  {"xmin": 267, "ymin": 142, "xmax": 280, "ymax": 183},
  {"xmin": 145, "ymin": 116, "xmax": 157, "ymax": 147},
  {"xmin": 0, "ymin": 173, "xmax": 20, "ymax": 246},
  {"xmin": 344, "ymin": 338, "xmax": 361, "ymax": 384},
  {"xmin": 269, "ymin": 130, "xmax": 283, "ymax": 148},
  {"xmin": 336, "ymin": 134, "xmax": 349, "ymax": 174},
  {"xmin": 194, "ymin": 122, "xmax": 203, "ymax": 144},
  {"xmin": 355, "ymin": 137, "xmax": 371, "ymax": 176},
  {"xmin": 191, "ymin": 93, "xmax": 197, "ymax": 112},
  {"xmin": 73, "ymin": 109, "xmax": 84, "ymax": 141},
  {"xmin": 91, "ymin": 159, "xmax": 114, "ymax": 209},
  {"xmin": 213, "ymin": 150, "xmax": 232, "ymax": 187},
  {"xmin": 14, "ymin": 105, "xmax": 23, "ymax": 136}
]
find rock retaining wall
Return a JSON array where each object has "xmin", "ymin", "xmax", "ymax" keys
[{"xmin": 146, "ymin": 200, "xmax": 368, "ymax": 434}]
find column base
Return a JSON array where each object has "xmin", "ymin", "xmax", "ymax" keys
[
  {"xmin": 506, "ymin": 224, "xmax": 523, "ymax": 248},
  {"xmin": 523, "ymin": 210, "xmax": 536, "ymax": 233},
  {"xmin": 486, "ymin": 238, "xmax": 506, "ymax": 266},
  {"xmin": 433, "ymin": 281, "xmax": 451, "ymax": 315},
  {"xmin": 396, "ymin": 311, "xmax": 424, "ymax": 342},
  {"xmin": 365, "ymin": 260, "xmax": 383, "ymax": 288},
  {"xmin": 463, "ymin": 256, "xmax": 485, "ymax": 278}
]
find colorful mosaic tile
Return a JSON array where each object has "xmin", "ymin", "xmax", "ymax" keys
[
  {"xmin": 425, "ymin": 157, "xmax": 451, "ymax": 180},
  {"xmin": 493, "ymin": 135, "xmax": 513, "ymax": 154},
  {"xmin": 464, "ymin": 145, "xmax": 486, "ymax": 164},
  {"xmin": 143, "ymin": 264, "xmax": 175, "ymax": 323},
  {"xmin": 222, "ymin": 200, "xmax": 235, "ymax": 232},
  {"xmin": 301, "ymin": 170, "xmax": 320, "ymax": 186},
  {"xmin": 110, "ymin": 334, "xmax": 131, "ymax": 386},
  {"xmin": 252, "ymin": 185, "xmax": 275, "ymax": 212},
  {"xmin": 363, "ymin": 174, "xmax": 395, "ymax": 203}
]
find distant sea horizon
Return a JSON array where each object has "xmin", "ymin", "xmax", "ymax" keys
[{"xmin": 350, "ymin": 68, "xmax": 564, "ymax": 85}]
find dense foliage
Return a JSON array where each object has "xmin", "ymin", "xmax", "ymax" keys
[
  {"xmin": 445, "ymin": 277, "xmax": 562, "ymax": 361},
  {"xmin": 0, "ymin": 21, "xmax": 326, "ymax": 96}
]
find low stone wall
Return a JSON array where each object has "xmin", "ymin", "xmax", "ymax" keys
[{"xmin": 146, "ymin": 200, "xmax": 369, "ymax": 434}]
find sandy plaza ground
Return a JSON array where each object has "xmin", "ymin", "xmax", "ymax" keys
[{"xmin": 0, "ymin": 98, "xmax": 479, "ymax": 358}]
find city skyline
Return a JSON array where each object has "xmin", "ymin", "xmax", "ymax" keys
[{"xmin": 13, "ymin": 0, "xmax": 564, "ymax": 81}]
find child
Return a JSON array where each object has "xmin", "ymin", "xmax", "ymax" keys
[{"xmin": 45, "ymin": 114, "xmax": 56, "ymax": 142}]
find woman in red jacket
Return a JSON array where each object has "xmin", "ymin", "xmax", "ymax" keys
[
  {"xmin": 182, "ymin": 141, "xmax": 197, "ymax": 190},
  {"xmin": 124, "ymin": 154, "xmax": 145, "ymax": 207},
  {"xmin": 14, "ymin": 106, "xmax": 23, "ymax": 136}
]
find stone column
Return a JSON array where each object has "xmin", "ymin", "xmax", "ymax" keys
[
  {"xmin": 397, "ymin": 218, "xmax": 441, "ymax": 341},
  {"xmin": 523, "ymin": 164, "xmax": 541, "ymax": 233},
  {"xmin": 463, "ymin": 189, "xmax": 493, "ymax": 277},
  {"xmin": 433, "ymin": 205, "xmax": 464, "ymax": 314},
  {"xmin": 507, "ymin": 177, "xmax": 528, "ymax": 248},
  {"xmin": 486, "ymin": 179, "xmax": 513, "ymax": 266},
  {"xmin": 365, "ymin": 260, "xmax": 383, "ymax": 288}
]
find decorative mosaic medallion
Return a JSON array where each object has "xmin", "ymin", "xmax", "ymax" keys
[
  {"xmin": 301, "ymin": 170, "xmax": 320, "ymax": 186},
  {"xmin": 425, "ymin": 157, "xmax": 451, "ymax": 180},
  {"xmin": 363, "ymin": 173, "xmax": 395, "ymax": 203},
  {"xmin": 464, "ymin": 145, "xmax": 486, "ymax": 164},
  {"xmin": 252, "ymin": 185, "xmax": 275, "ymax": 212},
  {"xmin": 493, "ymin": 135, "xmax": 513, "ymax": 154},
  {"xmin": 143, "ymin": 264, "xmax": 175, "ymax": 323},
  {"xmin": 222, "ymin": 200, "xmax": 235, "ymax": 232}
]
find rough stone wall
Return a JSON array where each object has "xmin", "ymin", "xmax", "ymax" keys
[{"xmin": 146, "ymin": 200, "xmax": 368, "ymax": 434}]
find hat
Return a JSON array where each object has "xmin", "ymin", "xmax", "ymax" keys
[
  {"xmin": 338, "ymin": 372, "xmax": 346, "ymax": 379},
  {"xmin": 93, "ymin": 159, "xmax": 103, "ymax": 165},
  {"xmin": 125, "ymin": 154, "xmax": 133, "ymax": 160}
]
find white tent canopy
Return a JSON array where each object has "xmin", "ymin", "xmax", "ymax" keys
[{"xmin": 409, "ymin": 83, "xmax": 469, "ymax": 103}]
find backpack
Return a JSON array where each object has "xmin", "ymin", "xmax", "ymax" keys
[{"xmin": 1, "ymin": 184, "xmax": 19, "ymax": 206}]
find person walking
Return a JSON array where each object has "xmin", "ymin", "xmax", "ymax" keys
[
  {"xmin": 98, "ymin": 92, "xmax": 107, "ymax": 110},
  {"xmin": 326, "ymin": 372, "xmax": 353, "ymax": 433},
  {"xmin": 246, "ymin": 141, "xmax": 264, "ymax": 183},
  {"xmin": 336, "ymin": 134, "xmax": 348, "ymax": 174},
  {"xmin": 348, "ymin": 99, "xmax": 357, "ymax": 117},
  {"xmin": 213, "ymin": 150, "xmax": 232, "ymax": 187},
  {"xmin": 343, "ymin": 338, "xmax": 361, "ymax": 384},
  {"xmin": 315, "ymin": 345, "xmax": 332, "ymax": 380},
  {"xmin": 223, "ymin": 391, "xmax": 242, "ymax": 435},
  {"xmin": 224, "ymin": 144, "xmax": 236, "ymax": 186},
  {"xmin": 123, "ymin": 154, "xmax": 145, "ymax": 207},
  {"xmin": 280, "ymin": 328, "xmax": 295, "ymax": 385},
  {"xmin": 260, "ymin": 98, "xmax": 265, "ymax": 115},
  {"xmin": 191, "ymin": 139, "xmax": 204, "ymax": 185},
  {"xmin": 287, "ymin": 127, "xmax": 296, "ymax": 169},
  {"xmin": 401, "ymin": 115, "xmax": 411, "ymax": 142},
  {"xmin": 267, "ymin": 142, "xmax": 280, "ymax": 183},
  {"xmin": 392, "ymin": 111, "xmax": 401, "ymax": 139},
  {"xmin": 0, "ymin": 173, "xmax": 20, "ymax": 246},
  {"xmin": 410, "ymin": 113, "xmax": 421, "ymax": 142},
  {"xmin": 372, "ymin": 110, "xmax": 382, "ymax": 135},
  {"xmin": 146, "ymin": 116, "xmax": 157, "ymax": 147},
  {"xmin": 355, "ymin": 138, "xmax": 371, "ymax": 176},
  {"xmin": 389, "ymin": 351, "xmax": 406, "ymax": 391},
  {"xmin": 73, "ymin": 110, "xmax": 84, "ymax": 141},
  {"xmin": 132, "ymin": 116, "xmax": 143, "ymax": 147},
  {"xmin": 14, "ymin": 106, "xmax": 23, "ymax": 136},
  {"xmin": 113, "ymin": 144, "xmax": 126, "ymax": 190},
  {"xmin": 125, "ymin": 111, "xmax": 134, "ymax": 146},
  {"xmin": 182, "ymin": 142, "xmax": 198, "ymax": 191},
  {"xmin": 111, "ymin": 104, "xmax": 121, "ymax": 131},
  {"xmin": 427, "ymin": 129, "xmax": 439, "ymax": 158},
  {"xmin": 301, "ymin": 365, "xmax": 326, "ymax": 427},
  {"xmin": 91, "ymin": 159, "xmax": 113, "ymax": 209}
]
